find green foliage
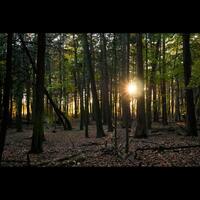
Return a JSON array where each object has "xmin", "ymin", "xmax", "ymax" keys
[{"xmin": 189, "ymin": 60, "xmax": 200, "ymax": 88}]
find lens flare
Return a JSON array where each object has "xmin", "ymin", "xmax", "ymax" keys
[{"xmin": 127, "ymin": 82, "xmax": 137, "ymax": 96}]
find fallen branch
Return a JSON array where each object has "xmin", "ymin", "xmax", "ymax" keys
[
  {"xmin": 33, "ymin": 153, "xmax": 83, "ymax": 167},
  {"xmin": 79, "ymin": 142, "xmax": 100, "ymax": 147},
  {"xmin": 1, "ymin": 160, "xmax": 27, "ymax": 163},
  {"xmin": 134, "ymin": 144, "xmax": 200, "ymax": 159}
]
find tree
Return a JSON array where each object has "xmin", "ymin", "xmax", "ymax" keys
[
  {"xmin": 82, "ymin": 33, "xmax": 105, "ymax": 138},
  {"xmin": 73, "ymin": 34, "xmax": 84, "ymax": 130},
  {"xmin": 134, "ymin": 33, "xmax": 147, "ymax": 138},
  {"xmin": 161, "ymin": 34, "xmax": 168, "ymax": 125},
  {"xmin": 182, "ymin": 33, "xmax": 197, "ymax": 136},
  {"xmin": 31, "ymin": 33, "xmax": 46, "ymax": 153},
  {"xmin": 0, "ymin": 33, "xmax": 13, "ymax": 163},
  {"xmin": 113, "ymin": 33, "xmax": 118, "ymax": 152},
  {"xmin": 100, "ymin": 33, "xmax": 113, "ymax": 132},
  {"xmin": 145, "ymin": 33, "xmax": 152, "ymax": 129},
  {"xmin": 19, "ymin": 34, "xmax": 72, "ymax": 130}
]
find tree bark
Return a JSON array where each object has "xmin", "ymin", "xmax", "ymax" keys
[
  {"xmin": 145, "ymin": 33, "xmax": 152, "ymax": 129},
  {"xmin": 175, "ymin": 78, "xmax": 181, "ymax": 121},
  {"xmin": 182, "ymin": 33, "xmax": 197, "ymax": 136},
  {"xmin": 121, "ymin": 33, "xmax": 131, "ymax": 130},
  {"xmin": 72, "ymin": 34, "xmax": 84, "ymax": 129},
  {"xmin": 113, "ymin": 33, "xmax": 118, "ymax": 151},
  {"xmin": 100, "ymin": 33, "xmax": 113, "ymax": 132},
  {"xmin": 31, "ymin": 33, "xmax": 46, "ymax": 153},
  {"xmin": 161, "ymin": 34, "xmax": 168, "ymax": 125},
  {"xmin": 0, "ymin": 33, "xmax": 13, "ymax": 163},
  {"xmin": 134, "ymin": 33, "xmax": 147, "ymax": 138},
  {"xmin": 26, "ymin": 80, "xmax": 31, "ymax": 123},
  {"xmin": 19, "ymin": 34, "xmax": 72, "ymax": 130},
  {"xmin": 82, "ymin": 33, "xmax": 105, "ymax": 138}
]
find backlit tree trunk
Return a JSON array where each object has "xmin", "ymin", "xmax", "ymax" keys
[
  {"xmin": 82, "ymin": 33, "xmax": 105, "ymax": 138},
  {"xmin": 134, "ymin": 33, "xmax": 147, "ymax": 138}
]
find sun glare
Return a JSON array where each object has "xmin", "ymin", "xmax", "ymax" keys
[{"xmin": 127, "ymin": 82, "xmax": 137, "ymax": 96}]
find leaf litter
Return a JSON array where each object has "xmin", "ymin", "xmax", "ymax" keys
[{"xmin": 2, "ymin": 120, "xmax": 200, "ymax": 167}]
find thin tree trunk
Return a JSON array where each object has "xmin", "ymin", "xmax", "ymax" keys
[
  {"xmin": 113, "ymin": 33, "xmax": 118, "ymax": 152},
  {"xmin": 0, "ymin": 81, "xmax": 2, "ymax": 119},
  {"xmin": 72, "ymin": 34, "xmax": 84, "ymax": 129},
  {"xmin": 9, "ymin": 92, "xmax": 13, "ymax": 125},
  {"xmin": 171, "ymin": 78, "xmax": 174, "ymax": 121},
  {"xmin": 16, "ymin": 91, "xmax": 23, "ymax": 132},
  {"xmin": 26, "ymin": 80, "xmax": 31, "ymax": 123},
  {"xmin": 19, "ymin": 34, "xmax": 72, "ymax": 130},
  {"xmin": 175, "ymin": 78, "xmax": 181, "ymax": 121},
  {"xmin": 145, "ymin": 33, "xmax": 152, "ymax": 129},
  {"xmin": 82, "ymin": 33, "xmax": 105, "ymax": 138},
  {"xmin": 161, "ymin": 34, "xmax": 168, "ymax": 125},
  {"xmin": 84, "ymin": 73, "xmax": 89, "ymax": 138},
  {"xmin": 149, "ymin": 35, "xmax": 160, "ymax": 124}
]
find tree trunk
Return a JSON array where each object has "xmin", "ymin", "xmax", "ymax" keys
[
  {"xmin": 72, "ymin": 34, "xmax": 84, "ymax": 129},
  {"xmin": 16, "ymin": 90, "xmax": 23, "ymax": 132},
  {"xmin": 175, "ymin": 78, "xmax": 181, "ymax": 121},
  {"xmin": 161, "ymin": 34, "xmax": 168, "ymax": 125},
  {"xmin": 149, "ymin": 35, "xmax": 160, "ymax": 124},
  {"xmin": 182, "ymin": 33, "xmax": 197, "ymax": 136},
  {"xmin": 121, "ymin": 33, "xmax": 131, "ymax": 130},
  {"xmin": 145, "ymin": 33, "xmax": 152, "ymax": 129},
  {"xmin": 26, "ymin": 80, "xmax": 31, "ymax": 123},
  {"xmin": 0, "ymin": 79, "xmax": 2, "ymax": 120},
  {"xmin": 171, "ymin": 78, "xmax": 174, "ymax": 121},
  {"xmin": 9, "ymin": 92, "xmax": 13, "ymax": 125},
  {"xmin": 72, "ymin": 34, "xmax": 79, "ymax": 119},
  {"xmin": 100, "ymin": 33, "xmax": 113, "ymax": 132},
  {"xmin": 82, "ymin": 33, "xmax": 105, "ymax": 138},
  {"xmin": 113, "ymin": 33, "xmax": 118, "ymax": 151},
  {"xmin": 84, "ymin": 74, "xmax": 89, "ymax": 138},
  {"xmin": 19, "ymin": 34, "xmax": 72, "ymax": 130},
  {"xmin": 134, "ymin": 33, "xmax": 147, "ymax": 138},
  {"xmin": 0, "ymin": 33, "xmax": 13, "ymax": 163},
  {"xmin": 31, "ymin": 33, "xmax": 46, "ymax": 153}
]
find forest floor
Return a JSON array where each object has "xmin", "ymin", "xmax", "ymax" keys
[{"xmin": 2, "ymin": 119, "xmax": 200, "ymax": 167}]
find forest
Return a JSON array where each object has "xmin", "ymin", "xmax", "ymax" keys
[{"xmin": 0, "ymin": 33, "xmax": 200, "ymax": 167}]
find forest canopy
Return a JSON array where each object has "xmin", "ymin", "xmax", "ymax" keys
[{"xmin": 0, "ymin": 33, "xmax": 200, "ymax": 167}]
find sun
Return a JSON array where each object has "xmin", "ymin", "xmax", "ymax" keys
[{"xmin": 127, "ymin": 82, "xmax": 137, "ymax": 96}]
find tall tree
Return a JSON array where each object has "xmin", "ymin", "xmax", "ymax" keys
[
  {"xmin": 145, "ymin": 33, "xmax": 152, "ymax": 129},
  {"xmin": 31, "ymin": 33, "xmax": 46, "ymax": 153},
  {"xmin": 82, "ymin": 33, "xmax": 105, "ymax": 138},
  {"xmin": 134, "ymin": 33, "xmax": 147, "ymax": 138},
  {"xmin": 161, "ymin": 34, "xmax": 168, "ymax": 125},
  {"xmin": 182, "ymin": 33, "xmax": 197, "ymax": 136},
  {"xmin": 0, "ymin": 33, "xmax": 13, "ymax": 163},
  {"xmin": 73, "ymin": 34, "xmax": 84, "ymax": 129},
  {"xmin": 120, "ymin": 33, "xmax": 131, "ymax": 153},
  {"xmin": 153, "ymin": 35, "xmax": 160, "ymax": 122},
  {"xmin": 19, "ymin": 34, "xmax": 72, "ymax": 130},
  {"xmin": 113, "ymin": 33, "xmax": 118, "ymax": 151},
  {"xmin": 100, "ymin": 33, "xmax": 113, "ymax": 132}
]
